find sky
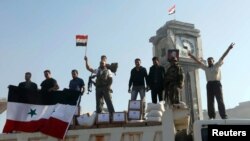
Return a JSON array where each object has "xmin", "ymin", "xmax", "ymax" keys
[{"xmin": 1, "ymin": 0, "xmax": 250, "ymax": 130}]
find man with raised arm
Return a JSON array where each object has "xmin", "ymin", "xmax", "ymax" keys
[
  {"xmin": 84, "ymin": 56, "xmax": 115, "ymax": 114},
  {"xmin": 188, "ymin": 43, "xmax": 235, "ymax": 119}
]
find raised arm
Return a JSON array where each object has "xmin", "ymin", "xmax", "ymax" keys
[
  {"xmin": 84, "ymin": 56, "xmax": 95, "ymax": 73},
  {"xmin": 188, "ymin": 52, "xmax": 204, "ymax": 65},
  {"xmin": 219, "ymin": 42, "xmax": 235, "ymax": 61}
]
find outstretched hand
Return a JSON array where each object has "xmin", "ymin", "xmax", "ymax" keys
[{"xmin": 229, "ymin": 42, "xmax": 235, "ymax": 49}]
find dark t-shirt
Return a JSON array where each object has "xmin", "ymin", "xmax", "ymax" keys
[
  {"xmin": 69, "ymin": 77, "xmax": 85, "ymax": 92},
  {"xmin": 40, "ymin": 78, "xmax": 57, "ymax": 93}
]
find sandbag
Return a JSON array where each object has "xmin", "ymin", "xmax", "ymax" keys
[
  {"xmin": 146, "ymin": 110, "xmax": 163, "ymax": 117},
  {"xmin": 146, "ymin": 117, "xmax": 162, "ymax": 122},
  {"xmin": 146, "ymin": 103, "xmax": 165, "ymax": 112}
]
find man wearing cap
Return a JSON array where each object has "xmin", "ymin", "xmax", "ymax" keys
[{"xmin": 164, "ymin": 57, "xmax": 184, "ymax": 106}]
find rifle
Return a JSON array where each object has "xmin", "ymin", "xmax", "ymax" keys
[{"xmin": 87, "ymin": 74, "xmax": 96, "ymax": 94}]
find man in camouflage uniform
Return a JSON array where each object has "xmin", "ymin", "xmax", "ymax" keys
[
  {"xmin": 165, "ymin": 57, "xmax": 184, "ymax": 106},
  {"xmin": 84, "ymin": 56, "xmax": 115, "ymax": 114}
]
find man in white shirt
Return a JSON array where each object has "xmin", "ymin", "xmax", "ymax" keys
[{"xmin": 188, "ymin": 43, "xmax": 235, "ymax": 119}]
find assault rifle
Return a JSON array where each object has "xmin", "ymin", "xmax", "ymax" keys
[{"xmin": 87, "ymin": 74, "xmax": 96, "ymax": 94}]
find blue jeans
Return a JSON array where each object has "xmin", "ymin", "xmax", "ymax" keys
[{"xmin": 131, "ymin": 86, "xmax": 145, "ymax": 102}]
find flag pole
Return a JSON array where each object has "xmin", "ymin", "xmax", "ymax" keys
[
  {"xmin": 85, "ymin": 35, "xmax": 88, "ymax": 57},
  {"xmin": 173, "ymin": 4, "xmax": 176, "ymax": 21},
  {"xmin": 85, "ymin": 45, "xmax": 87, "ymax": 57}
]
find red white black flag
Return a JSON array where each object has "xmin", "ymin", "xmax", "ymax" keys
[
  {"xmin": 76, "ymin": 35, "xmax": 88, "ymax": 47},
  {"xmin": 168, "ymin": 4, "xmax": 176, "ymax": 15}
]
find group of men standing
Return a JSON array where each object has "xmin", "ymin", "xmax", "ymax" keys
[
  {"xmin": 17, "ymin": 42, "xmax": 234, "ymax": 120},
  {"xmin": 128, "ymin": 56, "xmax": 184, "ymax": 118},
  {"xmin": 18, "ymin": 70, "xmax": 84, "ymax": 94},
  {"xmin": 128, "ymin": 56, "xmax": 184, "ymax": 117},
  {"xmin": 82, "ymin": 55, "xmax": 184, "ymax": 118},
  {"xmin": 128, "ymin": 43, "xmax": 235, "ymax": 120}
]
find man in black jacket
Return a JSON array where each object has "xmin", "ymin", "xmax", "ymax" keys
[
  {"xmin": 148, "ymin": 57, "xmax": 165, "ymax": 104},
  {"xmin": 128, "ymin": 58, "xmax": 148, "ymax": 101},
  {"xmin": 128, "ymin": 58, "xmax": 148, "ymax": 119}
]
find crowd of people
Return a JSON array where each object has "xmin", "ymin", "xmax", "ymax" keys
[{"xmin": 16, "ymin": 43, "xmax": 235, "ymax": 120}]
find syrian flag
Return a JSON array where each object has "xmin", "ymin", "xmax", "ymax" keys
[
  {"xmin": 3, "ymin": 86, "xmax": 81, "ymax": 139},
  {"xmin": 168, "ymin": 4, "xmax": 176, "ymax": 15},
  {"xmin": 76, "ymin": 34, "xmax": 88, "ymax": 47}
]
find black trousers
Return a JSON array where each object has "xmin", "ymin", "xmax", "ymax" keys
[
  {"xmin": 151, "ymin": 85, "xmax": 164, "ymax": 104},
  {"xmin": 206, "ymin": 81, "xmax": 227, "ymax": 119}
]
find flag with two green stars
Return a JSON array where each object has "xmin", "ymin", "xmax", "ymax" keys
[{"xmin": 2, "ymin": 85, "xmax": 81, "ymax": 139}]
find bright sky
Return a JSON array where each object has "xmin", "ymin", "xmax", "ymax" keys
[{"xmin": 1, "ymin": 0, "xmax": 250, "ymax": 130}]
